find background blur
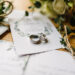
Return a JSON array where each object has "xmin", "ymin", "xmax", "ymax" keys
[{"xmin": 5, "ymin": 0, "xmax": 32, "ymax": 10}]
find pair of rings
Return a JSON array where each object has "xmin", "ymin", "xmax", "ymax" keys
[{"xmin": 30, "ymin": 33, "xmax": 48, "ymax": 44}]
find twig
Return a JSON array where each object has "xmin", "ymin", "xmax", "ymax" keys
[{"xmin": 64, "ymin": 25, "xmax": 74, "ymax": 56}]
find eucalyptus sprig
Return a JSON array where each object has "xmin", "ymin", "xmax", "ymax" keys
[
  {"xmin": 0, "ymin": 1, "xmax": 13, "ymax": 17},
  {"xmin": 0, "ymin": 0, "xmax": 13, "ymax": 26}
]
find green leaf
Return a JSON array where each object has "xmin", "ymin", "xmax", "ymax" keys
[
  {"xmin": 60, "ymin": 38, "xmax": 67, "ymax": 46},
  {"xmin": 68, "ymin": 2, "xmax": 73, "ymax": 7},
  {"xmin": 25, "ymin": 11, "xmax": 29, "ymax": 16},
  {"xmin": 28, "ymin": 6, "xmax": 33, "ymax": 9},
  {"xmin": 54, "ymin": 18, "xmax": 59, "ymax": 23},
  {"xmin": 5, "ymin": 3, "xmax": 11, "ymax": 12},
  {"xmin": 72, "ymin": 48, "xmax": 75, "ymax": 51},
  {"xmin": 66, "ymin": 26, "xmax": 72, "ymax": 34},
  {"xmin": 0, "ymin": 17, "xmax": 4, "ymax": 22},
  {"xmin": 34, "ymin": 1, "xmax": 41, "ymax": 8}
]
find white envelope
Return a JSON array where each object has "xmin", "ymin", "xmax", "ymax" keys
[
  {"xmin": 25, "ymin": 50, "xmax": 75, "ymax": 75},
  {"xmin": 9, "ymin": 10, "xmax": 64, "ymax": 55}
]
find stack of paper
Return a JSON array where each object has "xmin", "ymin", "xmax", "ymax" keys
[{"xmin": 0, "ymin": 40, "xmax": 29, "ymax": 75}]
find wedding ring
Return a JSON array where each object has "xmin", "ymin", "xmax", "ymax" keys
[
  {"xmin": 30, "ymin": 33, "xmax": 48, "ymax": 44},
  {"xmin": 30, "ymin": 35, "xmax": 41, "ymax": 44},
  {"xmin": 40, "ymin": 33, "xmax": 48, "ymax": 43}
]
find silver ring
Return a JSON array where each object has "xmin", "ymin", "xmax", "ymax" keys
[{"xmin": 30, "ymin": 35, "xmax": 41, "ymax": 44}]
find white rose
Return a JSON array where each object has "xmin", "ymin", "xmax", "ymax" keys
[
  {"xmin": 41, "ymin": 2, "xmax": 57, "ymax": 18},
  {"xmin": 53, "ymin": 0, "xmax": 67, "ymax": 15}
]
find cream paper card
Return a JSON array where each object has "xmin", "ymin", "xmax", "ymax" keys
[
  {"xmin": 0, "ymin": 40, "xmax": 29, "ymax": 75},
  {"xmin": 9, "ymin": 10, "xmax": 64, "ymax": 55},
  {"xmin": 25, "ymin": 50, "xmax": 75, "ymax": 75}
]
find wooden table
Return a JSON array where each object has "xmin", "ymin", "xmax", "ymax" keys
[{"xmin": 1, "ymin": 0, "xmax": 75, "ymax": 49}]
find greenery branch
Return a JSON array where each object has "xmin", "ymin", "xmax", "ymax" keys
[{"xmin": 0, "ymin": 0, "xmax": 13, "ymax": 26}]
